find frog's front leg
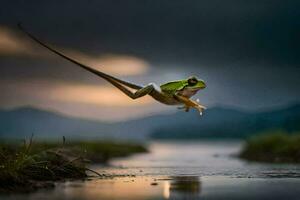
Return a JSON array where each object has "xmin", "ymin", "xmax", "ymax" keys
[{"xmin": 175, "ymin": 94, "xmax": 206, "ymax": 114}]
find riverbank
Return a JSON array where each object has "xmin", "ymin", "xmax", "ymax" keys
[
  {"xmin": 239, "ymin": 131, "xmax": 300, "ymax": 163},
  {"xmin": 0, "ymin": 138, "xmax": 147, "ymax": 193}
]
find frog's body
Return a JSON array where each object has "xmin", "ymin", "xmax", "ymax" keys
[
  {"xmin": 160, "ymin": 79, "xmax": 205, "ymax": 99},
  {"xmin": 151, "ymin": 79, "xmax": 206, "ymax": 106},
  {"xmin": 19, "ymin": 24, "xmax": 206, "ymax": 114}
]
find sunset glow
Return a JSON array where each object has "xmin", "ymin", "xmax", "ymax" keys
[
  {"xmin": 0, "ymin": 26, "xmax": 34, "ymax": 56},
  {"xmin": 49, "ymin": 84, "xmax": 153, "ymax": 106}
]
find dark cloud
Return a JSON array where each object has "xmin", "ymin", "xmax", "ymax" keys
[{"xmin": 1, "ymin": 0, "xmax": 299, "ymax": 66}]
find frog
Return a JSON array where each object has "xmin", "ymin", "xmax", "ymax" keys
[
  {"xmin": 19, "ymin": 24, "xmax": 207, "ymax": 115},
  {"xmin": 159, "ymin": 76, "xmax": 206, "ymax": 114}
]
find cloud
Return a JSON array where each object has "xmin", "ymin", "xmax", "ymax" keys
[
  {"xmin": 0, "ymin": 26, "xmax": 149, "ymax": 76},
  {"xmin": 49, "ymin": 83, "xmax": 153, "ymax": 107},
  {"xmin": 62, "ymin": 51, "xmax": 149, "ymax": 76},
  {"xmin": 0, "ymin": 79, "xmax": 154, "ymax": 107},
  {"xmin": 0, "ymin": 79, "xmax": 172, "ymax": 121},
  {"xmin": 0, "ymin": 26, "xmax": 37, "ymax": 56}
]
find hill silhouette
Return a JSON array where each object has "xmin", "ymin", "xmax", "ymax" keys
[{"xmin": 1, "ymin": 104, "xmax": 299, "ymax": 140}]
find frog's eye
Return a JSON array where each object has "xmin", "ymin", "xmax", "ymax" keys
[{"xmin": 188, "ymin": 77, "xmax": 198, "ymax": 86}]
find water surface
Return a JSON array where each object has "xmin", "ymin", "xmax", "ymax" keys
[{"xmin": 2, "ymin": 141, "xmax": 300, "ymax": 200}]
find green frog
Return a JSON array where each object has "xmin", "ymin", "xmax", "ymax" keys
[{"xmin": 19, "ymin": 24, "xmax": 207, "ymax": 115}]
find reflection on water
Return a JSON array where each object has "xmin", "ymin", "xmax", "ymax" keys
[
  {"xmin": 1, "ymin": 176, "xmax": 202, "ymax": 200},
  {"xmin": 2, "ymin": 176, "xmax": 300, "ymax": 200},
  {"xmin": 1, "ymin": 141, "xmax": 300, "ymax": 200},
  {"xmin": 163, "ymin": 181, "xmax": 170, "ymax": 198},
  {"xmin": 167, "ymin": 176, "xmax": 201, "ymax": 199}
]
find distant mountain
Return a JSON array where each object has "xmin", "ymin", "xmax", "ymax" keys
[
  {"xmin": 0, "ymin": 107, "xmax": 115, "ymax": 140},
  {"xmin": 150, "ymin": 104, "xmax": 300, "ymax": 139},
  {"xmin": 1, "ymin": 104, "xmax": 300, "ymax": 140}
]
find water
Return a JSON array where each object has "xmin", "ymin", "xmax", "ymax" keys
[{"xmin": 2, "ymin": 141, "xmax": 300, "ymax": 200}]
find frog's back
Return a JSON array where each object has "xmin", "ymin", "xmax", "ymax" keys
[{"xmin": 160, "ymin": 81, "xmax": 185, "ymax": 95}]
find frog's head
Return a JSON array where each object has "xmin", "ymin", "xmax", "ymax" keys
[
  {"xmin": 177, "ymin": 76, "xmax": 206, "ymax": 98},
  {"xmin": 185, "ymin": 76, "xmax": 206, "ymax": 90}
]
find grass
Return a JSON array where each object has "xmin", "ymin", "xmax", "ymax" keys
[
  {"xmin": 0, "ymin": 137, "xmax": 147, "ymax": 193},
  {"xmin": 0, "ymin": 138, "xmax": 86, "ymax": 192},
  {"xmin": 239, "ymin": 130, "xmax": 300, "ymax": 163},
  {"xmin": 1, "ymin": 139, "xmax": 148, "ymax": 163}
]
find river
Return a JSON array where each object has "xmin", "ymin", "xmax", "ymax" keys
[{"xmin": 2, "ymin": 141, "xmax": 300, "ymax": 200}]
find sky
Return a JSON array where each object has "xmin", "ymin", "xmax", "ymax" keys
[{"xmin": 0, "ymin": 0, "xmax": 299, "ymax": 121}]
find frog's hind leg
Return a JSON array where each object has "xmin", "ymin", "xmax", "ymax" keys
[
  {"xmin": 131, "ymin": 84, "xmax": 156, "ymax": 99},
  {"xmin": 17, "ymin": 23, "xmax": 144, "ymax": 91},
  {"xmin": 106, "ymin": 80, "xmax": 157, "ymax": 99},
  {"xmin": 18, "ymin": 24, "xmax": 161, "ymax": 100}
]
